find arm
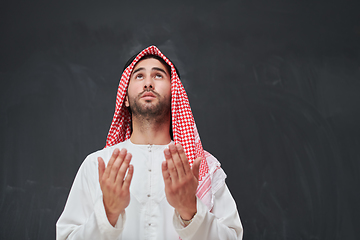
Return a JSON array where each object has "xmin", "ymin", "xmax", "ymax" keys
[
  {"xmin": 56, "ymin": 148, "xmax": 133, "ymax": 240},
  {"xmin": 161, "ymin": 143, "xmax": 243, "ymax": 240},
  {"xmin": 174, "ymin": 184, "xmax": 243, "ymax": 240}
]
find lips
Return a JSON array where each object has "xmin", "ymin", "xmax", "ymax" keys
[
  {"xmin": 142, "ymin": 92, "xmax": 156, "ymax": 98},
  {"xmin": 140, "ymin": 91, "xmax": 157, "ymax": 100}
]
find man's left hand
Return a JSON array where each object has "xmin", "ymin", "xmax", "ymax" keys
[{"xmin": 161, "ymin": 143, "xmax": 202, "ymax": 220}]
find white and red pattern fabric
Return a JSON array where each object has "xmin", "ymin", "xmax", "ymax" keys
[{"xmin": 105, "ymin": 46, "xmax": 224, "ymax": 209}]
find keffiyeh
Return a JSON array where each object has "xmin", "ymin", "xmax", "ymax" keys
[{"xmin": 105, "ymin": 45, "xmax": 224, "ymax": 209}]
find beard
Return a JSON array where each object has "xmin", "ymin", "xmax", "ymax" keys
[{"xmin": 128, "ymin": 89, "xmax": 171, "ymax": 121}]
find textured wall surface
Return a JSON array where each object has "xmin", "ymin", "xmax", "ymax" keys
[{"xmin": 1, "ymin": 0, "xmax": 359, "ymax": 239}]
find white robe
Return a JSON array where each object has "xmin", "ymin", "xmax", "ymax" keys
[{"xmin": 56, "ymin": 139, "xmax": 243, "ymax": 240}]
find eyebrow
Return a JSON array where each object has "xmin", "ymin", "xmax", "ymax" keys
[
  {"xmin": 132, "ymin": 67, "xmax": 168, "ymax": 76},
  {"xmin": 152, "ymin": 67, "xmax": 168, "ymax": 75}
]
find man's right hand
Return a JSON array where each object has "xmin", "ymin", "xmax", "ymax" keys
[{"xmin": 98, "ymin": 148, "xmax": 133, "ymax": 227}]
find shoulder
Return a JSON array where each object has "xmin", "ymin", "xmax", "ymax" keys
[
  {"xmin": 203, "ymin": 150, "xmax": 222, "ymax": 173},
  {"xmin": 82, "ymin": 141, "xmax": 130, "ymax": 168},
  {"xmin": 203, "ymin": 150, "xmax": 228, "ymax": 194}
]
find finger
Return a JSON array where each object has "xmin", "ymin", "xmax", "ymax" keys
[
  {"xmin": 169, "ymin": 144, "xmax": 186, "ymax": 179},
  {"xmin": 192, "ymin": 157, "xmax": 202, "ymax": 180},
  {"xmin": 98, "ymin": 157, "xmax": 105, "ymax": 182},
  {"xmin": 103, "ymin": 148, "xmax": 120, "ymax": 179},
  {"xmin": 164, "ymin": 147, "xmax": 179, "ymax": 181},
  {"xmin": 116, "ymin": 152, "xmax": 132, "ymax": 186},
  {"xmin": 109, "ymin": 148, "xmax": 127, "ymax": 182},
  {"xmin": 122, "ymin": 163, "xmax": 134, "ymax": 191},
  {"xmin": 161, "ymin": 161, "xmax": 171, "ymax": 184},
  {"xmin": 176, "ymin": 144, "xmax": 191, "ymax": 174}
]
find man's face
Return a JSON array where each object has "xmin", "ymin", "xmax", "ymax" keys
[{"xmin": 125, "ymin": 57, "xmax": 171, "ymax": 118}]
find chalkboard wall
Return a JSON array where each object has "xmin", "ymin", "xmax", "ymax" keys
[{"xmin": 1, "ymin": 0, "xmax": 359, "ymax": 239}]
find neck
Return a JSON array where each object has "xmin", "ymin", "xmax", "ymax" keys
[{"xmin": 130, "ymin": 114, "xmax": 172, "ymax": 145}]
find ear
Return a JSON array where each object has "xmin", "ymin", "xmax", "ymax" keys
[{"xmin": 125, "ymin": 94, "xmax": 129, "ymax": 107}]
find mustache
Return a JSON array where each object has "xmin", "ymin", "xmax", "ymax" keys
[{"xmin": 137, "ymin": 89, "xmax": 160, "ymax": 98}]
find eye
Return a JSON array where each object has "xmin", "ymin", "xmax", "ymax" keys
[
  {"xmin": 135, "ymin": 74, "xmax": 143, "ymax": 80},
  {"xmin": 154, "ymin": 73, "xmax": 163, "ymax": 79}
]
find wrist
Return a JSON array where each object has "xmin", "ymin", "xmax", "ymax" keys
[
  {"xmin": 177, "ymin": 196, "xmax": 197, "ymax": 220},
  {"xmin": 179, "ymin": 209, "xmax": 197, "ymax": 221},
  {"xmin": 106, "ymin": 212, "xmax": 120, "ymax": 227},
  {"xmin": 104, "ymin": 204, "xmax": 124, "ymax": 227},
  {"xmin": 179, "ymin": 211, "xmax": 197, "ymax": 227},
  {"xmin": 106, "ymin": 210, "xmax": 124, "ymax": 227},
  {"xmin": 177, "ymin": 199, "xmax": 197, "ymax": 221}
]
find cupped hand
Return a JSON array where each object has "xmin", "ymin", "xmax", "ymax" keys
[
  {"xmin": 161, "ymin": 143, "xmax": 202, "ymax": 220},
  {"xmin": 98, "ymin": 148, "xmax": 133, "ymax": 226}
]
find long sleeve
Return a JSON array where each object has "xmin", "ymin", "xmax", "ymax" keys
[
  {"xmin": 173, "ymin": 184, "xmax": 243, "ymax": 240},
  {"xmin": 56, "ymin": 141, "xmax": 243, "ymax": 240},
  {"xmin": 56, "ymin": 157, "xmax": 125, "ymax": 240}
]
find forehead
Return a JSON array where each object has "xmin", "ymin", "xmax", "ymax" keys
[{"xmin": 132, "ymin": 57, "xmax": 170, "ymax": 75}]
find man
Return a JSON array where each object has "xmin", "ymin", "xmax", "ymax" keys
[{"xmin": 56, "ymin": 46, "xmax": 243, "ymax": 239}]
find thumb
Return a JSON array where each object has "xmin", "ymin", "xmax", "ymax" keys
[{"xmin": 192, "ymin": 157, "xmax": 202, "ymax": 180}]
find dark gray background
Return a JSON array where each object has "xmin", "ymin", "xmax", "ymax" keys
[{"xmin": 1, "ymin": 0, "xmax": 359, "ymax": 239}]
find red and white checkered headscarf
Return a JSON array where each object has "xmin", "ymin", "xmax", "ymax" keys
[{"xmin": 105, "ymin": 46, "xmax": 224, "ymax": 209}]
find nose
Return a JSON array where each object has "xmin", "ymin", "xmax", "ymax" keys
[{"xmin": 143, "ymin": 75, "xmax": 154, "ymax": 90}]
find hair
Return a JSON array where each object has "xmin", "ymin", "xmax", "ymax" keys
[{"xmin": 123, "ymin": 53, "xmax": 181, "ymax": 78}]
